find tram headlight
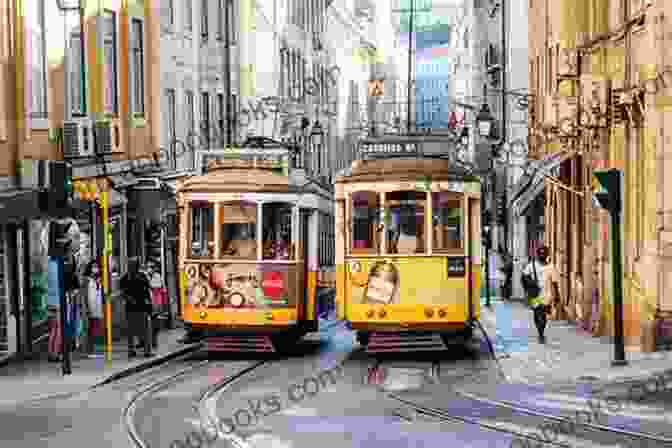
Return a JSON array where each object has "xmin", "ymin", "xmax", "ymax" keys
[
  {"xmin": 199, "ymin": 310, "xmax": 208, "ymax": 319},
  {"xmin": 351, "ymin": 261, "xmax": 361, "ymax": 272},
  {"xmin": 378, "ymin": 309, "xmax": 387, "ymax": 318},
  {"xmin": 425, "ymin": 308, "xmax": 434, "ymax": 318},
  {"xmin": 366, "ymin": 309, "xmax": 375, "ymax": 318},
  {"xmin": 438, "ymin": 309, "xmax": 447, "ymax": 318}
]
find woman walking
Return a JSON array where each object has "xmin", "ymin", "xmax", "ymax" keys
[{"xmin": 521, "ymin": 246, "xmax": 559, "ymax": 343}]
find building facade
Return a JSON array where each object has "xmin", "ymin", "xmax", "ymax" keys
[
  {"xmin": 525, "ymin": 0, "xmax": 672, "ymax": 351},
  {"xmin": 0, "ymin": 0, "xmax": 162, "ymax": 362}
]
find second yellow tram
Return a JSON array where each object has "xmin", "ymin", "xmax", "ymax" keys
[{"xmin": 335, "ymin": 141, "xmax": 482, "ymax": 352}]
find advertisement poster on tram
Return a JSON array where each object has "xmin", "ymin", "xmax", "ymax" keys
[{"xmin": 186, "ymin": 263, "xmax": 297, "ymax": 309}]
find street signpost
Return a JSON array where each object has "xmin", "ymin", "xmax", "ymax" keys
[{"xmin": 592, "ymin": 168, "xmax": 627, "ymax": 366}]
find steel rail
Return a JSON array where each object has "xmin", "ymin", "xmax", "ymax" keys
[{"xmin": 455, "ymin": 389, "xmax": 672, "ymax": 445}]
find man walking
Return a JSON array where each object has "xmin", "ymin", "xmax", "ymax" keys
[{"xmin": 121, "ymin": 260, "xmax": 153, "ymax": 358}]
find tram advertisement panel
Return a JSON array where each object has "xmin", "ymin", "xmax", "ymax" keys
[
  {"xmin": 184, "ymin": 263, "xmax": 298, "ymax": 309},
  {"xmin": 348, "ymin": 258, "xmax": 468, "ymax": 306}
]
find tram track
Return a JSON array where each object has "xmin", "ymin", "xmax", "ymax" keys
[
  {"xmin": 388, "ymin": 389, "xmax": 672, "ymax": 447},
  {"xmin": 123, "ymin": 358, "xmax": 272, "ymax": 448}
]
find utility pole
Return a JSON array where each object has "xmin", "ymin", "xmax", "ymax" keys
[
  {"xmin": 224, "ymin": 0, "xmax": 233, "ymax": 146},
  {"xmin": 593, "ymin": 169, "xmax": 627, "ymax": 366}
]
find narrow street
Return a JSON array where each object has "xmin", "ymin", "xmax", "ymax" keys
[{"xmin": 2, "ymin": 311, "xmax": 672, "ymax": 447}]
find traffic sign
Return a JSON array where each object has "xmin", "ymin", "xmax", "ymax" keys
[{"xmin": 368, "ymin": 80, "xmax": 384, "ymax": 97}]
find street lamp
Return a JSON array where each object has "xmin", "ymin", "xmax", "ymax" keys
[{"xmin": 476, "ymin": 100, "xmax": 496, "ymax": 308}]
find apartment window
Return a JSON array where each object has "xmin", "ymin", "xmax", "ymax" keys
[
  {"xmin": 130, "ymin": 19, "xmax": 145, "ymax": 115},
  {"xmin": 201, "ymin": 92, "xmax": 210, "ymax": 147},
  {"xmin": 167, "ymin": 0, "xmax": 174, "ymax": 26},
  {"xmin": 166, "ymin": 89, "xmax": 176, "ymax": 144},
  {"xmin": 26, "ymin": 0, "xmax": 47, "ymax": 118},
  {"xmin": 184, "ymin": 0, "xmax": 192, "ymax": 32},
  {"xmin": 69, "ymin": 30, "xmax": 86, "ymax": 116},
  {"xmin": 201, "ymin": 0, "xmax": 208, "ymax": 40},
  {"xmin": 185, "ymin": 91, "xmax": 195, "ymax": 140},
  {"xmin": 103, "ymin": 10, "xmax": 118, "ymax": 115},
  {"xmin": 216, "ymin": 0, "xmax": 224, "ymax": 40},
  {"xmin": 227, "ymin": 0, "xmax": 237, "ymax": 44}
]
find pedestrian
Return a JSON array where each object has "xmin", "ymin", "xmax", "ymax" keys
[
  {"xmin": 521, "ymin": 245, "xmax": 559, "ymax": 343},
  {"xmin": 121, "ymin": 260, "xmax": 154, "ymax": 358},
  {"xmin": 498, "ymin": 245, "xmax": 513, "ymax": 301},
  {"xmin": 84, "ymin": 260, "xmax": 104, "ymax": 354},
  {"xmin": 47, "ymin": 257, "xmax": 62, "ymax": 362}
]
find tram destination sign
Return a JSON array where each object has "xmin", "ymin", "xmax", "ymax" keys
[{"xmin": 359, "ymin": 142, "xmax": 419, "ymax": 157}]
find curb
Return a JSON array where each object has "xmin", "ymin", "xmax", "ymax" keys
[{"xmin": 93, "ymin": 342, "xmax": 203, "ymax": 387}]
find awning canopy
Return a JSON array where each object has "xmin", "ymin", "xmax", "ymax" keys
[{"xmin": 509, "ymin": 151, "xmax": 574, "ymax": 218}]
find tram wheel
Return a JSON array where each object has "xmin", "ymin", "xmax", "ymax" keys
[{"xmin": 356, "ymin": 331, "xmax": 370, "ymax": 347}]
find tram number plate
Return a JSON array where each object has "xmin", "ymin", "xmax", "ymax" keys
[{"xmin": 446, "ymin": 257, "xmax": 466, "ymax": 277}]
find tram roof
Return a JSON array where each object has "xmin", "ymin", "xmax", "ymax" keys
[
  {"xmin": 335, "ymin": 157, "xmax": 479, "ymax": 184},
  {"xmin": 176, "ymin": 159, "xmax": 292, "ymax": 193}
]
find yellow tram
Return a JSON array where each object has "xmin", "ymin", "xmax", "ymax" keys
[
  {"xmin": 176, "ymin": 152, "xmax": 336, "ymax": 352},
  {"xmin": 334, "ymin": 137, "xmax": 482, "ymax": 352}
]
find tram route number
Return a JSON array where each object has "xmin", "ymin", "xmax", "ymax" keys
[{"xmin": 446, "ymin": 257, "xmax": 466, "ymax": 277}]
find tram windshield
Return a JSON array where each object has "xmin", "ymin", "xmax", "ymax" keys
[
  {"xmin": 219, "ymin": 202, "xmax": 257, "ymax": 260},
  {"xmin": 351, "ymin": 191, "xmax": 380, "ymax": 254},
  {"xmin": 348, "ymin": 190, "xmax": 465, "ymax": 255},
  {"xmin": 189, "ymin": 201, "xmax": 214, "ymax": 258},
  {"xmin": 262, "ymin": 202, "xmax": 294, "ymax": 260},
  {"xmin": 386, "ymin": 191, "xmax": 426, "ymax": 254}
]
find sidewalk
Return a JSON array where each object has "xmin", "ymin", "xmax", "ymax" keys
[
  {"xmin": 0, "ymin": 327, "xmax": 201, "ymax": 407},
  {"xmin": 477, "ymin": 296, "xmax": 672, "ymax": 389}
]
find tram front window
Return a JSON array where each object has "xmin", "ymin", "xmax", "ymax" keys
[
  {"xmin": 189, "ymin": 202, "xmax": 214, "ymax": 258},
  {"xmin": 219, "ymin": 202, "xmax": 257, "ymax": 260},
  {"xmin": 432, "ymin": 192, "xmax": 463, "ymax": 251},
  {"xmin": 262, "ymin": 203, "xmax": 294, "ymax": 260},
  {"xmin": 351, "ymin": 191, "xmax": 380, "ymax": 254},
  {"xmin": 386, "ymin": 191, "xmax": 426, "ymax": 254}
]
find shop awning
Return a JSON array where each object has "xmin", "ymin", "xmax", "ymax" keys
[{"xmin": 509, "ymin": 151, "xmax": 574, "ymax": 218}]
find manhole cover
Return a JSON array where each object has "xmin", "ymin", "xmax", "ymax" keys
[{"xmin": 578, "ymin": 375, "xmax": 600, "ymax": 381}]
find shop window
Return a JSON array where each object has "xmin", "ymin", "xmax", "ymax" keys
[
  {"xmin": 220, "ymin": 202, "xmax": 257, "ymax": 260},
  {"xmin": 385, "ymin": 191, "xmax": 426, "ymax": 254},
  {"xmin": 262, "ymin": 203, "xmax": 293, "ymax": 260},
  {"xmin": 189, "ymin": 202, "xmax": 214, "ymax": 258},
  {"xmin": 432, "ymin": 192, "xmax": 463, "ymax": 251},
  {"xmin": 350, "ymin": 191, "xmax": 380, "ymax": 254}
]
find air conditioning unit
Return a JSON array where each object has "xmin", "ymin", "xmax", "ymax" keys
[
  {"xmin": 95, "ymin": 119, "xmax": 121, "ymax": 154},
  {"xmin": 63, "ymin": 119, "xmax": 95, "ymax": 158}
]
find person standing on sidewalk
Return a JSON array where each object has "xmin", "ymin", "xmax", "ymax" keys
[
  {"xmin": 521, "ymin": 246, "xmax": 559, "ymax": 343},
  {"xmin": 121, "ymin": 260, "xmax": 154, "ymax": 358},
  {"xmin": 84, "ymin": 260, "xmax": 104, "ymax": 354}
]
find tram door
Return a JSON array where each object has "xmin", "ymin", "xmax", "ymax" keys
[{"xmin": 300, "ymin": 210, "xmax": 311, "ymax": 323}]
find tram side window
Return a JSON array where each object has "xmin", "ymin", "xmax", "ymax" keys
[
  {"xmin": 190, "ymin": 202, "xmax": 214, "ymax": 258},
  {"xmin": 386, "ymin": 191, "xmax": 426, "ymax": 254},
  {"xmin": 432, "ymin": 192, "xmax": 463, "ymax": 251},
  {"xmin": 219, "ymin": 202, "xmax": 257, "ymax": 260},
  {"xmin": 262, "ymin": 202, "xmax": 293, "ymax": 260},
  {"xmin": 351, "ymin": 191, "xmax": 380, "ymax": 254}
]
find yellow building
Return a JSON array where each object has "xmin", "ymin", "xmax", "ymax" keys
[
  {"xmin": 0, "ymin": 0, "xmax": 162, "ymax": 361},
  {"xmin": 525, "ymin": 0, "xmax": 672, "ymax": 351}
]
